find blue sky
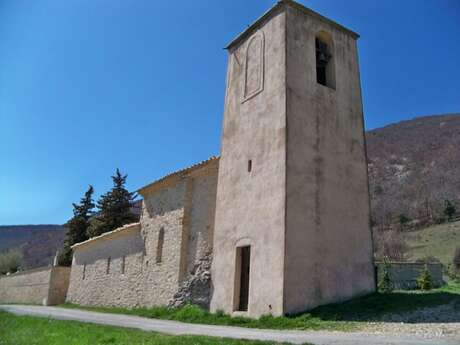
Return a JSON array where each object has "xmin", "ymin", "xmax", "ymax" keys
[{"xmin": 1, "ymin": 0, "xmax": 459, "ymax": 225}]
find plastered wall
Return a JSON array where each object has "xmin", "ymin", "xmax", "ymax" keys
[
  {"xmin": 212, "ymin": 1, "xmax": 375, "ymax": 318},
  {"xmin": 283, "ymin": 4, "xmax": 375, "ymax": 314},
  {"xmin": 0, "ymin": 266, "xmax": 70, "ymax": 306},
  {"xmin": 211, "ymin": 6, "xmax": 287, "ymax": 318}
]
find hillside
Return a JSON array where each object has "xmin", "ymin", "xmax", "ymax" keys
[
  {"xmin": 405, "ymin": 220, "xmax": 460, "ymax": 266},
  {"xmin": 0, "ymin": 225, "xmax": 65, "ymax": 269},
  {"xmin": 1, "ymin": 114, "xmax": 459, "ymax": 269},
  {"xmin": 366, "ymin": 113, "xmax": 460, "ymax": 226}
]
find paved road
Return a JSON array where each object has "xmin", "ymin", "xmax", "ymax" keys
[{"xmin": 1, "ymin": 305, "xmax": 458, "ymax": 345}]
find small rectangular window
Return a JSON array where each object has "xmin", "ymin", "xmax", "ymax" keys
[
  {"xmin": 82, "ymin": 263, "xmax": 86, "ymax": 280},
  {"xmin": 106, "ymin": 257, "xmax": 111, "ymax": 274},
  {"xmin": 121, "ymin": 256, "xmax": 126, "ymax": 274},
  {"xmin": 247, "ymin": 160, "xmax": 252, "ymax": 172}
]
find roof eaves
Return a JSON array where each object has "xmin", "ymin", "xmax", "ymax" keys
[
  {"xmin": 225, "ymin": 0, "xmax": 359, "ymax": 51},
  {"xmin": 71, "ymin": 222, "xmax": 140, "ymax": 250},
  {"xmin": 137, "ymin": 156, "xmax": 219, "ymax": 195}
]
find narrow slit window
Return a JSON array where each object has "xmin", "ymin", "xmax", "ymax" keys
[
  {"xmin": 106, "ymin": 257, "xmax": 111, "ymax": 274},
  {"xmin": 247, "ymin": 160, "xmax": 252, "ymax": 172},
  {"xmin": 315, "ymin": 34, "xmax": 335, "ymax": 89},
  {"xmin": 156, "ymin": 228, "xmax": 165, "ymax": 264},
  {"xmin": 82, "ymin": 263, "xmax": 86, "ymax": 280},
  {"xmin": 121, "ymin": 256, "xmax": 126, "ymax": 274}
]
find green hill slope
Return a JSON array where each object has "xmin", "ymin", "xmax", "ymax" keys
[{"xmin": 405, "ymin": 220, "xmax": 460, "ymax": 266}]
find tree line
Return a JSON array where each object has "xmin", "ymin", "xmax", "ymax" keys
[{"xmin": 58, "ymin": 169, "xmax": 137, "ymax": 266}]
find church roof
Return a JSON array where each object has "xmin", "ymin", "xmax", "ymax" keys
[
  {"xmin": 225, "ymin": 0, "xmax": 359, "ymax": 51},
  {"xmin": 137, "ymin": 156, "xmax": 219, "ymax": 196},
  {"xmin": 71, "ymin": 222, "xmax": 141, "ymax": 250}
]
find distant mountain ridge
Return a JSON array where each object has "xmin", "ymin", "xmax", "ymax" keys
[
  {"xmin": 366, "ymin": 113, "xmax": 460, "ymax": 226},
  {"xmin": 0, "ymin": 225, "xmax": 65, "ymax": 269},
  {"xmin": 1, "ymin": 114, "xmax": 459, "ymax": 267}
]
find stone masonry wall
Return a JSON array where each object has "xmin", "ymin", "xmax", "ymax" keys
[
  {"xmin": 140, "ymin": 180, "xmax": 187, "ymax": 307},
  {"xmin": 185, "ymin": 166, "xmax": 218, "ymax": 277},
  {"xmin": 0, "ymin": 266, "xmax": 70, "ymax": 305},
  {"xmin": 168, "ymin": 162, "xmax": 218, "ymax": 308},
  {"xmin": 48, "ymin": 266, "xmax": 72, "ymax": 305},
  {"xmin": 66, "ymin": 224, "xmax": 145, "ymax": 307},
  {"xmin": 66, "ymin": 159, "xmax": 218, "ymax": 309}
]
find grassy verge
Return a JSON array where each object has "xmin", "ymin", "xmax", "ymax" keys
[
  {"xmin": 61, "ymin": 303, "xmax": 354, "ymax": 331},
  {"xmin": 0, "ymin": 311, "xmax": 300, "ymax": 345},
  {"xmin": 61, "ymin": 282, "xmax": 460, "ymax": 329},
  {"xmin": 312, "ymin": 281, "xmax": 460, "ymax": 321}
]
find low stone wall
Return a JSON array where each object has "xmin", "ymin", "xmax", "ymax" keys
[
  {"xmin": 0, "ymin": 266, "xmax": 70, "ymax": 305},
  {"xmin": 376, "ymin": 262, "xmax": 443, "ymax": 289}
]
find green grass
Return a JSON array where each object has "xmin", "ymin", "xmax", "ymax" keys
[
  {"xmin": 405, "ymin": 220, "xmax": 460, "ymax": 266},
  {"xmin": 312, "ymin": 281, "xmax": 460, "ymax": 322},
  {"xmin": 61, "ymin": 303, "xmax": 354, "ymax": 331},
  {"xmin": 60, "ymin": 282, "xmax": 460, "ymax": 330},
  {"xmin": 0, "ymin": 311, "xmax": 299, "ymax": 345}
]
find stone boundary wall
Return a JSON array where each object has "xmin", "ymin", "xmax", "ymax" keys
[
  {"xmin": 67, "ymin": 158, "xmax": 219, "ymax": 309},
  {"xmin": 376, "ymin": 262, "xmax": 443, "ymax": 289},
  {"xmin": 0, "ymin": 266, "xmax": 70, "ymax": 305}
]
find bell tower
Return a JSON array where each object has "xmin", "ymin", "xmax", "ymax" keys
[{"xmin": 211, "ymin": 0, "xmax": 375, "ymax": 318}]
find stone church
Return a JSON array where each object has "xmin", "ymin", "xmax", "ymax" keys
[{"xmin": 66, "ymin": 0, "xmax": 375, "ymax": 318}]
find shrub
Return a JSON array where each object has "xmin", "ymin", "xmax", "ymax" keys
[
  {"xmin": 373, "ymin": 229, "xmax": 408, "ymax": 261},
  {"xmin": 444, "ymin": 199, "xmax": 456, "ymax": 222},
  {"xmin": 435, "ymin": 216, "xmax": 446, "ymax": 224},
  {"xmin": 453, "ymin": 247, "xmax": 460, "ymax": 272},
  {"xmin": 0, "ymin": 249, "xmax": 22, "ymax": 275},
  {"xmin": 445, "ymin": 263, "xmax": 460, "ymax": 282},
  {"xmin": 398, "ymin": 214, "xmax": 410, "ymax": 226},
  {"xmin": 417, "ymin": 264, "xmax": 433, "ymax": 290},
  {"xmin": 378, "ymin": 262, "xmax": 393, "ymax": 293}
]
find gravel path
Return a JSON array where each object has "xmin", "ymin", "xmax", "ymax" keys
[{"xmin": 1, "ymin": 305, "xmax": 459, "ymax": 345}]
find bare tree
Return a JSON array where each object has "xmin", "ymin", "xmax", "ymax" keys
[{"xmin": 373, "ymin": 229, "xmax": 408, "ymax": 262}]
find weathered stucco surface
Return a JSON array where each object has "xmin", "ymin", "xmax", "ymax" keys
[
  {"xmin": 211, "ymin": 6, "xmax": 287, "ymax": 318},
  {"xmin": 283, "ymin": 4, "xmax": 375, "ymax": 314},
  {"xmin": 211, "ymin": 1, "xmax": 374, "ymax": 318},
  {"xmin": 66, "ymin": 159, "xmax": 218, "ymax": 308},
  {"xmin": 0, "ymin": 266, "xmax": 70, "ymax": 306}
]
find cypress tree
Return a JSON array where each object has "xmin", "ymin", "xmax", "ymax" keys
[
  {"xmin": 378, "ymin": 261, "xmax": 394, "ymax": 293},
  {"xmin": 87, "ymin": 169, "xmax": 137, "ymax": 238},
  {"xmin": 58, "ymin": 186, "xmax": 95, "ymax": 266},
  {"xmin": 417, "ymin": 264, "xmax": 433, "ymax": 290}
]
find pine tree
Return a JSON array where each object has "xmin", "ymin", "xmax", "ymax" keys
[
  {"xmin": 87, "ymin": 169, "xmax": 137, "ymax": 238},
  {"xmin": 378, "ymin": 261, "xmax": 393, "ymax": 293},
  {"xmin": 58, "ymin": 186, "xmax": 95, "ymax": 266},
  {"xmin": 417, "ymin": 264, "xmax": 433, "ymax": 290}
]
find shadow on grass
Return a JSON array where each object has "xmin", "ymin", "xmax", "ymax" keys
[
  {"xmin": 309, "ymin": 289, "xmax": 460, "ymax": 323},
  {"xmin": 61, "ymin": 283, "xmax": 460, "ymax": 330}
]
